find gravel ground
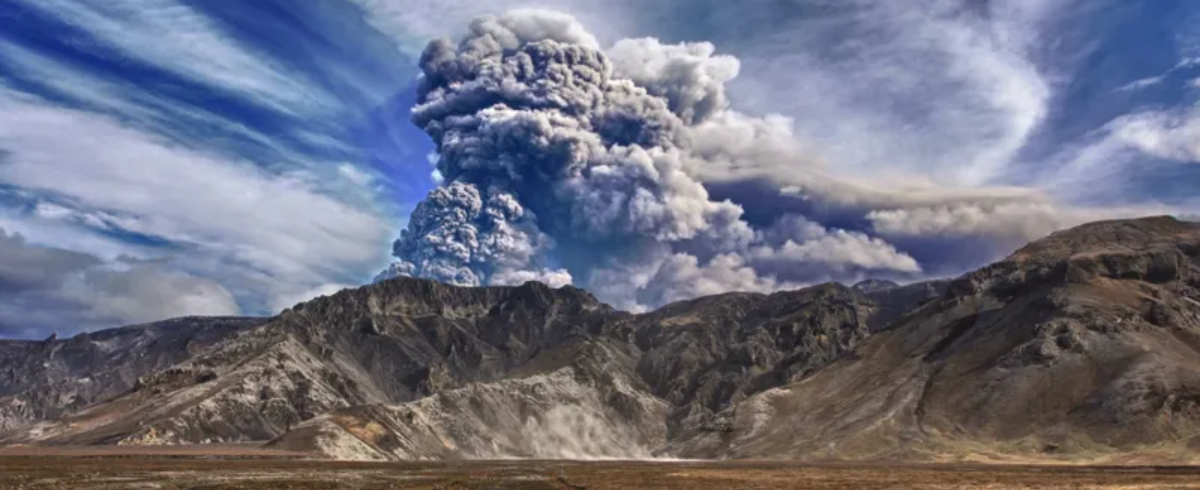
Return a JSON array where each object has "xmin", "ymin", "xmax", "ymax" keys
[{"xmin": 1, "ymin": 457, "xmax": 1200, "ymax": 490}]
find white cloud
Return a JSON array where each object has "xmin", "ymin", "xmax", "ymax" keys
[
  {"xmin": 337, "ymin": 163, "xmax": 376, "ymax": 186},
  {"xmin": 0, "ymin": 39, "xmax": 349, "ymax": 177},
  {"xmin": 752, "ymin": 231, "xmax": 921, "ymax": 275},
  {"xmin": 0, "ymin": 41, "xmax": 153, "ymax": 120},
  {"xmin": 32, "ymin": 203, "xmax": 75, "ymax": 221},
  {"xmin": 693, "ymin": 0, "xmax": 1054, "ymax": 188},
  {"xmin": 634, "ymin": 223, "xmax": 921, "ymax": 307},
  {"xmin": 0, "ymin": 90, "xmax": 393, "ymax": 316},
  {"xmin": 0, "ymin": 1, "xmax": 409, "ymax": 334},
  {"xmin": 1109, "ymin": 109, "xmax": 1200, "ymax": 163},
  {"xmin": 1048, "ymin": 104, "xmax": 1200, "ymax": 197},
  {"xmin": 1118, "ymin": 76, "xmax": 1169, "ymax": 92},
  {"xmin": 0, "ymin": 228, "xmax": 239, "ymax": 337},
  {"xmin": 1118, "ymin": 57, "xmax": 1200, "ymax": 92},
  {"xmin": 14, "ymin": 0, "xmax": 335, "ymax": 116},
  {"xmin": 868, "ymin": 203, "xmax": 1063, "ymax": 240},
  {"xmin": 866, "ymin": 201, "xmax": 1173, "ymax": 242},
  {"xmin": 640, "ymin": 253, "xmax": 784, "ymax": 306},
  {"xmin": 681, "ymin": 110, "xmax": 1109, "ymax": 244},
  {"xmin": 61, "ymin": 261, "xmax": 241, "ymax": 325},
  {"xmin": 0, "ymin": 209, "xmax": 146, "ymax": 261},
  {"xmin": 864, "ymin": 201, "xmax": 1189, "ymax": 278}
]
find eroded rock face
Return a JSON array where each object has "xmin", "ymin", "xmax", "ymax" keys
[
  {"xmin": 623, "ymin": 285, "xmax": 887, "ymax": 438},
  {"xmin": 271, "ymin": 339, "xmax": 669, "ymax": 460},
  {"xmin": 1, "ymin": 273, "xmax": 934, "ymax": 452},
  {"xmin": 5, "ymin": 217, "xmax": 1199, "ymax": 464},
  {"xmin": 7, "ymin": 281, "xmax": 625, "ymax": 446},
  {"xmin": 676, "ymin": 217, "xmax": 1200, "ymax": 462},
  {"xmin": 0, "ymin": 317, "xmax": 262, "ymax": 434}
]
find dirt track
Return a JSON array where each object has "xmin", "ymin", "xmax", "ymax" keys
[{"xmin": 1, "ymin": 456, "xmax": 1200, "ymax": 490}]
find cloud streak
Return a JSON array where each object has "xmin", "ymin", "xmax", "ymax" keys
[
  {"xmin": 0, "ymin": 228, "xmax": 239, "ymax": 338},
  {"xmin": 1110, "ymin": 109, "xmax": 1200, "ymax": 163},
  {"xmin": 0, "ymin": 89, "xmax": 393, "ymax": 325},
  {"xmin": 14, "ymin": 0, "xmax": 336, "ymax": 116},
  {"xmin": 0, "ymin": 0, "xmax": 426, "ymax": 335}
]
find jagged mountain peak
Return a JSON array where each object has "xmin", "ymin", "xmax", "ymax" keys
[
  {"xmin": 644, "ymin": 282, "xmax": 864, "ymax": 320},
  {"xmin": 282, "ymin": 276, "xmax": 610, "ymax": 321},
  {"xmin": 852, "ymin": 279, "xmax": 902, "ymax": 293}
]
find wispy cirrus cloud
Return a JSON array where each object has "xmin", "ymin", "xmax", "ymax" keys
[
  {"xmin": 0, "ymin": 39, "xmax": 312, "ymax": 167},
  {"xmin": 0, "ymin": 90, "xmax": 393, "ymax": 306},
  {"xmin": 0, "ymin": 0, "xmax": 423, "ymax": 336},
  {"xmin": 13, "ymin": 0, "xmax": 336, "ymax": 116},
  {"xmin": 1118, "ymin": 58, "xmax": 1200, "ymax": 91},
  {"xmin": 1110, "ymin": 109, "xmax": 1200, "ymax": 163}
]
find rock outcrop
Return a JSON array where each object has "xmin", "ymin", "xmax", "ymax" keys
[{"xmin": 271, "ymin": 338, "xmax": 668, "ymax": 460}]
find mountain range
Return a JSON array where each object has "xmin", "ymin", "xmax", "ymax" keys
[{"xmin": 1, "ymin": 216, "xmax": 1198, "ymax": 463}]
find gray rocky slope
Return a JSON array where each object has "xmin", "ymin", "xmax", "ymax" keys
[
  {"xmin": 3, "ymin": 217, "xmax": 1198, "ymax": 463},
  {"xmin": 0, "ymin": 317, "xmax": 263, "ymax": 434},
  {"xmin": 673, "ymin": 216, "xmax": 1200, "ymax": 462}
]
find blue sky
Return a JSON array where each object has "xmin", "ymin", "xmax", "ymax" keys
[{"xmin": 0, "ymin": 0, "xmax": 1197, "ymax": 337}]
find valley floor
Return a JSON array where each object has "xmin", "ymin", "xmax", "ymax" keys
[{"xmin": 1, "ymin": 454, "xmax": 1199, "ymax": 490}]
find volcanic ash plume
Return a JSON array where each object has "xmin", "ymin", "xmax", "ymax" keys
[{"xmin": 377, "ymin": 10, "xmax": 921, "ymax": 309}]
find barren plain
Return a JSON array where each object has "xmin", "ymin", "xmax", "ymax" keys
[{"xmin": 1, "ymin": 451, "xmax": 1200, "ymax": 490}]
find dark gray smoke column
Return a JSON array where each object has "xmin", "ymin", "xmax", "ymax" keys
[{"xmin": 378, "ymin": 10, "xmax": 921, "ymax": 309}]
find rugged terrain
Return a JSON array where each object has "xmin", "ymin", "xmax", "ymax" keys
[
  {"xmin": 676, "ymin": 216, "xmax": 1200, "ymax": 461},
  {"xmin": 0, "ymin": 316, "xmax": 263, "ymax": 433},
  {"xmin": 2, "ymin": 216, "xmax": 1198, "ymax": 464}
]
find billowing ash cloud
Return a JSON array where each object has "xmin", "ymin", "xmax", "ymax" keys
[{"xmin": 377, "ymin": 9, "xmax": 1059, "ymax": 308}]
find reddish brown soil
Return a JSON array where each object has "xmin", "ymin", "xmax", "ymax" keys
[
  {"xmin": 0, "ymin": 454, "xmax": 1198, "ymax": 490},
  {"xmin": 0, "ymin": 443, "xmax": 312, "ymax": 459}
]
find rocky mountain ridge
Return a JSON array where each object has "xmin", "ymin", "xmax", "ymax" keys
[
  {"xmin": 2, "ymin": 216, "xmax": 1198, "ymax": 463},
  {"xmin": 0, "ymin": 317, "xmax": 264, "ymax": 434},
  {"xmin": 672, "ymin": 216, "xmax": 1200, "ymax": 462}
]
